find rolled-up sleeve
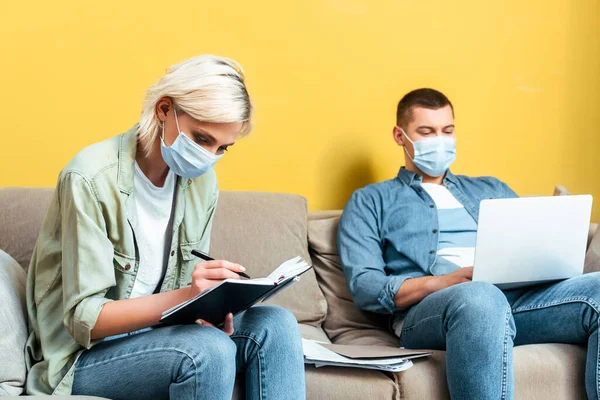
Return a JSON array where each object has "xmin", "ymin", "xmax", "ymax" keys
[
  {"xmin": 59, "ymin": 171, "xmax": 115, "ymax": 348},
  {"xmin": 338, "ymin": 191, "xmax": 407, "ymax": 314}
]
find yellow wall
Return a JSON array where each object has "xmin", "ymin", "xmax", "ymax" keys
[{"xmin": 1, "ymin": 1, "xmax": 599, "ymax": 221}]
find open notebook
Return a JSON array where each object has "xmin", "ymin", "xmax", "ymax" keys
[{"xmin": 160, "ymin": 256, "xmax": 311, "ymax": 326}]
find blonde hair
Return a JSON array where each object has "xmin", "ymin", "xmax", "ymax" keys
[{"xmin": 137, "ymin": 55, "xmax": 253, "ymax": 155}]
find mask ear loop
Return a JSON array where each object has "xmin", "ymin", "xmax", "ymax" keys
[
  {"xmin": 399, "ymin": 127, "xmax": 416, "ymax": 161},
  {"xmin": 162, "ymin": 103, "xmax": 180, "ymax": 145},
  {"xmin": 173, "ymin": 106, "xmax": 182, "ymax": 134}
]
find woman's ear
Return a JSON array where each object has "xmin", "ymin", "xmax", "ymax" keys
[{"xmin": 155, "ymin": 97, "xmax": 172, "ymax": 122}]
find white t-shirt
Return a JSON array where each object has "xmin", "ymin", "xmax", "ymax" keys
[
  {"xmin": 421, "ymin": 183, "xmax": 478, "ymax": 271},
  {"xmin": 129, "ymin": 163, "xmax": 176, "ymax": 299}
]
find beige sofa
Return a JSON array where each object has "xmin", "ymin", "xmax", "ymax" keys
[{"xmin": 1, "ymin": 187, "xmax": 599, "ymax": 399}]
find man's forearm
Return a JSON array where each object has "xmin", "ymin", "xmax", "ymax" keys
[
  {"xmin": 91, "ymin": 287, "xmax": 191, "ymax": 340},
  {"xmin": 393, "ymin": 276, "xmax": 442, "ymax": 309}
]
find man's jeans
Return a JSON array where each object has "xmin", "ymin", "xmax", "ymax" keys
[
  {"xmin": 399, "ymin": 272, "xmax": 600, "ymax": 400},
  {"xmin": 71, "ymin": 305, "xmax": 306, "ymax": 400}
]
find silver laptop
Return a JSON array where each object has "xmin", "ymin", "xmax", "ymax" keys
[{"xmin": 472, "ymin": 195, "xmax": 593, "ymax": 289}]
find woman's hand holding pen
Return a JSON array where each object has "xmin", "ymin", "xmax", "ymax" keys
[
  {"xmin": 189, "ymin": 260, "xmax": 246, "ymax": 297},
  {"xmin": 189, "ymin": 259, "xmax": 245, "ymax": 336}
]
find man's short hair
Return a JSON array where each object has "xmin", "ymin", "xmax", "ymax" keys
[{"xmin": 396, "ymin": 88, "xmax": 453, "ymax": 127}]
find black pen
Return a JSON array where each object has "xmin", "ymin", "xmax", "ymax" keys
[{"xmin": 191, "ymin": 249, "xmax": 251, "ymax": 279}]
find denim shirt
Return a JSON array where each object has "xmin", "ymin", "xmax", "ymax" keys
[
  {"xmin": 337, "ymin": 167, "xmax": 518, "ymax": 316},
  {"xmin": 25, "ymin": 126, "xmax": 219, "ymax": 395}
]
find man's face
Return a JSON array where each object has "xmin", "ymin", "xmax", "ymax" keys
[
  {"xmin": 392, "ymin": 104, "xmax": 455, "ymax": 177},
  {"xmin": 393, "ymin": 105, "xmax": 455, "ymax": 152}
]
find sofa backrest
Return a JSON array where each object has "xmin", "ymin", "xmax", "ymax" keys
[
  {"xmin": 0, "ymin": 187, "xmax": 54, "ymax": 270},
  {"xmin": 307, "ymin": 213, "xmax": 400, "ymax": 347},
  {"xmin": 210, "ymin": 191, "xmax": 326, "ymax": 326},
  {"xmin": 0, "ymin": 187, "xmax": 327, "ymax": 327}
]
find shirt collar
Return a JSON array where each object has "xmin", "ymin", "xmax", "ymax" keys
[
  {"xmin": 396, "ymin": 166, "xmax": 457, "ymax": 186},
  {"xmin": 443, "ymin": 169, "xmax": 457, "ymax": 184},
  {"xmin": 397, "ymin": 166, "xmax": 420, "ymax": 186}
]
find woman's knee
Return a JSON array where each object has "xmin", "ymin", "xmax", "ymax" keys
[
  {"xmin": 233, "ymin": 306, "xmax": 304, "ymax": 370},
  {"xmin": 237, "ymin": 306, "xmax": 300, "ymax": 342},
  {"xmin": 253, "ymin": 305, "xmax": 297, "ymax": 327},
  {"xmin": 164, "ymin": 325, "xmax": 237, "ymax": 371}
]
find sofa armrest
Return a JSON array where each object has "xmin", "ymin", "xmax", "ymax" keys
[
  {"xmin": 590, "ymin": 223, "xmax": 598, "ymax": 248},
  {"xmin": 585, "ymin": 222, "xmax": 600, "ymax": 274},
  {"xmin": 308, "ymin": 210, "xmax": 342, "ymax": 221}
]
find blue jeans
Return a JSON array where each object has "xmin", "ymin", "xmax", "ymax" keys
[
  {"xmin": 399, "ymin": 273, "xmax": 600, "ymax": 400},
  {"xmin": 71, "ymin": 305, "xmax": 306, "ymax": 400}
]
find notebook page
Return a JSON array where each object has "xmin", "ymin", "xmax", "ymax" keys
[{"xmin": 266, "ymin": 257, "xmax": 310, "ymax": 282}]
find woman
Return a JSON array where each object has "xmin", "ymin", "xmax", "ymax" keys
[{"xmin": 25, "ymin": 55, "xmax": 306, "ymax": 399}]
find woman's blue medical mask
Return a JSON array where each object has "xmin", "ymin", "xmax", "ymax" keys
[
  {"xmin": 160, "ymin": 108, "xmax": 223, "ymax": 179},
  {"xmin": 401, "ymin": 128, "xmax": 456, "ymax": 177}
]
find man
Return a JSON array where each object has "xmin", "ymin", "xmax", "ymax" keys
[{"xmin": 338, "ymin": 88, "xmax": 600, "ymax": 399}]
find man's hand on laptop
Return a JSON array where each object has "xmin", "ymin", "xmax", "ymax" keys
[
  {"xmin": 394, "ymin": 267, "xmax": 473, "ymax": 309},
  {"xmin": 433, "ymin": 267, "xmax": 473, "ymax": 292}
]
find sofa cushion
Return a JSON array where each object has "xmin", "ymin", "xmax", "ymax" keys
[
  {"xmin": 232, "ymin": 364, "xmax": 399, "ymax": 400},
  {"xmin": 304, "ymin": 365, "xmax": 399, "ymax": 400},
  {"xmin": 19, "ymin": 397, "xmax": 110, "ymax": 399},
  {"xmin": 298, "ymin": 321, "xmax": 401, "ymax": 400},
  {"xmin": 0, "ymin": 188, "xmax": 55, "ymax": 270},
  {"xmin": 233, "ymin": 324, "xmax": 399, "ymax": 400},
  {"xmin": 396, "ymin": 343, "xmax": 586, "ymax": 400},
  {"xmin": 308, "ymin": 216, "xmax": 393, "ymax": 343},
  {"xmin": 329, "ymin": 328, "xmax": 400, "ymax": 347},
  {"xmin": 0, "ymin": 250, "xmax": 28, "ymax": 396},
  {"xmin": 211, "ymin": 191, "xmax": 327, "ymax": 327},
  {"xmin": 299, "ymin": 323, "xmax": 332, "ymax": 343}
]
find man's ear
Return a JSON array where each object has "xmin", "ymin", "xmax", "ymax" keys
[
  {"xmin": 393, "ymin": 126, "xmax": 405, "ymax": 147},
  {"xmin": 155, "ymin": 97, "xmax": 172, "ymax": 122}
]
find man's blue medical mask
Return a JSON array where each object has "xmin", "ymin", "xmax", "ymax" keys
[{"xmin": 401, "ymin": 127, "xmax": 456, "ymax": 177}]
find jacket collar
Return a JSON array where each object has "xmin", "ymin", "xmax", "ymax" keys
[{"xmin": 117, "ymin": 126, "xmax": 137, "ymax": 195}]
